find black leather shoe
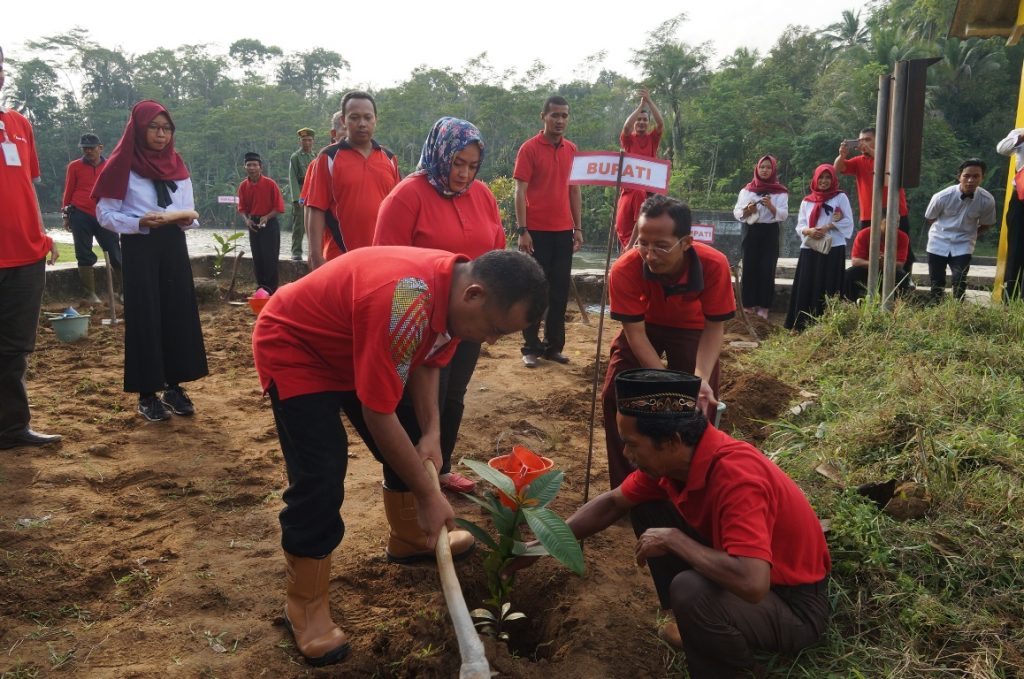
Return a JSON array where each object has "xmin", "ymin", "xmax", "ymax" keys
[
  {"xmin": 0, "ymin": 429, "xmax": 63, "ymax": 449},
  {"xmin": 161, "ymin": 387, "xmax": 195, "ymax": 416},
  {"xmin": 522, "ymin": 353, "xmax": 539, "ymax": 368},
  {"xmin": 543, "ymin": 352, "xmax": 570, "ymax": 364}
]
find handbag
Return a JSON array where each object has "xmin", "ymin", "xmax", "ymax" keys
[{"xmin": 805, "ymin": 233, "xmax": 833, "ymax": 255}]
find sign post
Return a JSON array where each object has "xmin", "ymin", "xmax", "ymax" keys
[{"xmin": 570, "ymin": 151, "xmax": 671, "ymax": 506}]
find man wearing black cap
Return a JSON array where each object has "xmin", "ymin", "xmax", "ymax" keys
[
  {"xmin": 237, "ymin": 152, "xmax": 286, "ymax": 293},
  {"xmin": 510, "ymin": 368, "xmax": 831, "ymax": 678},
  {"xmin": 62, "ymin": 132, "xmax": 122, "ymax": 303},
  {"xmin": 288, "ymin": 128, "xmax": 316, "ymax": 261}
]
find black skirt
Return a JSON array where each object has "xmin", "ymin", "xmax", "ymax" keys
[
  {"xmin": 785, "ymin": 245, "xmax": 846, "ymax": 331},
  {"xmin": 121, "ymin": 226, "xmax": 209, "ymax": 393},
  {"xmin": 741, "ymin": 222, "xmax": 780, "ymax": 309}
]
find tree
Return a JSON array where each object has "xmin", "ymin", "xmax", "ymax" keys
[
  {"xmin": 821, "ymin": 9, "xmax": 870, "ymax": 52},
  {"xmin": 276, "ymin": 48, "xmax": 348, "ymax": 101},
  {"xmin": 5, "ymin": 58, "xmax": 60, "ymax": 125},
  {"xmin": 228, "ymin": 38, "xmax": 283, "ymax": 82}
]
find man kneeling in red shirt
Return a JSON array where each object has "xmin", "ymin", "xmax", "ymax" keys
[
  {"xmin": 252, "ymin": 246, "xmax": 547, "ymax": 666},
  {"xmin": 511, "ymin": 368, "xmax": 831, "ymax": 679}
]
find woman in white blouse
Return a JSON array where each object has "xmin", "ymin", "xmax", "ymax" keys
[
  {"xmin": 94, "ymin": 100, "xmax": 208, "ymax": 422},
  {"xmin": 784, "ymin": 164, "xmax": 854, "ymax": 331},
  {"xmin": 733, "ymin": 155, "xmax": 789, "ymax": 318}
]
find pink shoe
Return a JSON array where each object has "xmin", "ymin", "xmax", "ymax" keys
[{"xmin": 439, "ymin": 472, "xmax": 476, "ymax": 493}]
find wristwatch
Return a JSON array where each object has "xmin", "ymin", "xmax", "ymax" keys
[{"xmin": 515, "ymin": 226, "xmax": 526, "ymax": 236}]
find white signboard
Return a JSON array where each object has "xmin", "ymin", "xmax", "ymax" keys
[
  {"xmin": 691, "ymin": 224, "xmax": 715, "ymax": 244},
  {"xmin": 569, "ymin": 152, "xmax": 671, "ymax": 194},
  {"xmin": 217, "ymin": 195, "xmax": 239, "ymax": 204}
]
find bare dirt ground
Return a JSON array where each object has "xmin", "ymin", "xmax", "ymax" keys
[{"xmin": 0, "ymin": 298, "xmax": 794, "ymax": 678}]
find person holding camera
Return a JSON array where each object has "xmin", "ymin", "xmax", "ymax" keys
[
  {"xmin": 733, "ymin": 155, "xmax": 788, "ymax": 319},
  {"xmin": 61, "ymin": 133, "xmax": 122, "ymax": 303}
]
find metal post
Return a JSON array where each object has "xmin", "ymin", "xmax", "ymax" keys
[
  {"xmin": 867, "ymin": 75, "xmax": 892, "ymax": 300},
  {"xmin": 583, "ymin": 151, "xmax": 626, "ymax": 506},
  {"xmin": 883, "ymin": 61, "xmax": 909, "ymax": 308},
  {"xmin": 101, "ymin": 250, "xmax": 121, "ymax": 326}
]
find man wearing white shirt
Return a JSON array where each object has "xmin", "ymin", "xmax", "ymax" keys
[
  {"xmin": 924, "ymin": 159, "xmax": 997, "ymax": 302},
  {"xmin": 996, "ymin": 128, "xmax": 1024, "ymax": 299}
]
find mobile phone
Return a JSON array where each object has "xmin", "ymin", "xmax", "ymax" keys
[{"xmin": 843, "ymin": 138, "xmax": 861, "ymax": 148}]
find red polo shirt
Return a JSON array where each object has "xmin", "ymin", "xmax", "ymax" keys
[
  {"xmin": 620, "ymin": 424, "xmax": 831, "ymax": 586},
  {"xmin": 609, "ymin": 243, "xmax": 736, "ymax": 330},
  {"xmin": 252, "ymin": 247, "xmax": 462, "ymax": 412},
  {"xmin": 237, "ymin": 174, "xmax": 286, "ymax": 216},
  {"xmin": 62, "ymin": 156, "xmax": 106, "ymax": 216},
  {"xmin": 620, "ymin": 129, "xmax": 662, "ymax": 158},
  {"xmin": 0, "ymin": 108, "xmax": 52, "ymax": 268},
  {"xmin": 512, "ymin": 132, "xmax": 577, "ymax": 231},
  {"xmin": 841, "ymin": 154, "xmax": 908, "ymax": 221},
  {"xmin": 305, "ymin": 139, "xmax": 400, "ymax": 259},
  {"xmin": 373, "ymin": 175, "xmax": 506, "ymax": 258},
  {"xmin": 850, "ymin": 227, "xmax": 909, "ymax": 263}
]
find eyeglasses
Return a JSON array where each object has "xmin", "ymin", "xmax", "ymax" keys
[
  {"xmin": 147, "ymin": 123, "xmax": 173, "ymax": 134},
  {"xmin": 634, "ymin": 239, "xmax": 683, "ymax": 256}
]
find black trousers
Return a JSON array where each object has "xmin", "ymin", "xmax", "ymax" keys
[
  {"xmin": 522, "ymin": 229, "xmax": 573, "ymax": 356},
  {"xmin": 843, "ymin": 264, "xmax": 910, "ymax": 302},
  {"xmin": 121, "ymin": 227, "xmax": 209, "ymax": 394},
  {"xmin": 0, "ymin": 259, "xmax": 46, "ymax": 439},
  {"xmin": 269, "ymin": 385, "xmax": 411, "ymax": 557},
  {"xmin": 394, "ymin": 341, "xmax": 482, "ymax": 475},
  {"xmin": 631, "ymin": 500, "xmax": 830, "ymax": 679},
  {"xmin": 928, "ymin": 251, "xmax": 972, "ymax": 301},
  {"xmin": 740, "ymin": 222, "xmax": 779, "ymax": 309},
  {"xmin": 70, "ymin": 207, "xmax": 122, "ymax": 269},
  {"xmin": 1005, "ymin": 191, "xmax": 1024, "ymax": 300},
  {"xmin": 246, "ymin": 215, "xmax": 280, "ymax": 293},
  {"xmin": 859, "ymin": 216, "xmax": 915, "ymax": 273}
]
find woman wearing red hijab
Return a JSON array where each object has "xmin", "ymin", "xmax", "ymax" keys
[
  {"xmin": 784, "ymin": 164, "xmax": 854, "ymax": 331},
  {"xmin": 95, "ymin": 100, "xmax": 208, "ymax": 421},
  {"xmin": 733, "ymin": 155, "xmax": 789, "ymax": 319}
]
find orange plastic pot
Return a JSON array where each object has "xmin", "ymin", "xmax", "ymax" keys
[
  {"xmin": 487, "ymin": 445, "xmax": 554, "ymax": 509},
  {"xmin": 247, "ymin": 297, "xmax": 269, "ymax": 315}
]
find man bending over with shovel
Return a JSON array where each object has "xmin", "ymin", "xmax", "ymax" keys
[
  {"xmin": 510, "ymin": 368, "xmax": 831, "ymax": 678},
  {"xmin": 252, "ymin": 246, "xmax": 547, "ymax": 666}
]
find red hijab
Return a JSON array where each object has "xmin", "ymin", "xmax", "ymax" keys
[
  {"xmin": 743, "ymin": 154, "xmax": 788, "ymax": 194},
  {"xmin": 92, "ymin": 100, "xmax": 190, "ymax": 201},
  {"xmin": 804, "ymin": 164, "xmax": 843, "ymax": 229}
]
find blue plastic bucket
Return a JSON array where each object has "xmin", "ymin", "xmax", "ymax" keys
[{"xmin": 50, "ymin": 315, "xmax": 90, "ymax": 342}]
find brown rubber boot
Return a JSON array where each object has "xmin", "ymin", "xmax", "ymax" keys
[
  {"xmin": 77, "ymin": 266, "xmax": 102, "ymax": 303},
  {"xmin": 382, "ymin": 485, "xmax": 475, "ymax": 564},
  {"xmin": 283, "ymin": 551, "xmax": 350, "ymax": 666}
]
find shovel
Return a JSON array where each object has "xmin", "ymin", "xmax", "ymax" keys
[{"xmin": 423, "ymin": 459, "xmax": 490, "ymax": 679}]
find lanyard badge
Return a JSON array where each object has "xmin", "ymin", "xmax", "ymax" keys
[{"xmin": 0, "ymin": 120, "xmax": 23, "ymax": 167}]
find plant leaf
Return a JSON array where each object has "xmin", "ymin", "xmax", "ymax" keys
[
  {"xmin": 523, "ymin": 507, "xmax": 585, "ymax": 575},
  {"xmin": 511, "ymin": 542, "xmax": 550, "ymax": 557},
  {"xmin": 490, "ymin": 499, "xmax": 517, "ymax": 536},
  {"xmin": 460, "ymin": 457, "xmax": 516, "ymax": 497},
  {"xmin": 455, "ymin": 518, "xmax": 499, "ymax": 551},
  {"xmin": 522, "ymin": 469, "xmax": 563, "ymax": 507},
  {"xmin": 470, "ymin": 608, "xmax": 496, "ymax": 622},
  {"xmin": 503, "ymin": 612, "xmax": 527, "ymax": 622},
  {"xmin": 501, "ymin": 601, "xmax": 511, "ymax": 616}
]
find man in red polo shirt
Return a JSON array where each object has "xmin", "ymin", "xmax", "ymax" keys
[
  {"xmin": 62, "ymin": 132, "xmax": 122, "ymax": 303},
  {"xmin": 252, "ymin": 247, "xmax": 547, "ymax": 666},
  {"xmin": 237, "ymin": 152, "xmax": 286, "ymax": 293},
  {"xmin": 835, "ymin": 127, "xmax": 916, "ymax": 279},
  {"xmin": 509, "ymin": 369, "xmax": 831, "ymax": 679},
  {"xmin": 514, "ymin": 94, "xmax": 582, "ymax": 367},
  {"xmin": 843, "ymin": 223, "xmax": 911, "ymax": 302},
  {"xmin": 0, "ymin": 45, "xmax": 62, "ymax": 450},
  {"xmin": 615, "ymin": 88, "xmax": 664, "ymax": 248},
  {"xmin": 305, "ymin": 91, "xmax": 400, "ymax": 270},
  {"xmin": 603, "ymin": 195, "xmax": 735, "ymax": 488}
]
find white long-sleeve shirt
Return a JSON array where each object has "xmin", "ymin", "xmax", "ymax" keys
[
  {"xmin": 925, "ymin": 184, "xmax": 997, "ymax": 257},
  {"xmin": 733, "ymin": 189, "xmax": 789, "ymax": 224},
  {"xmin": 795, "ymin": 194, "xmax": 854, "ymax": 249},
  {"xmin": 97, "ymin": 170, "xmax": 199, "ymax": 235},
  {"xmin": 996, "ymin": 128, "xmax": 1024, "ymax": 174}
]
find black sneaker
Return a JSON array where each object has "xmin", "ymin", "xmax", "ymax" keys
[
  {"xmin": 161, "ymin": 386, "xmax": 195, "ymax": 416},
  {"xmin": 138, "ymin": 395, "xmax": 171, "ymax": 422}
]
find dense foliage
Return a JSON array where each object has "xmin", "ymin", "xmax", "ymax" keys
[{"xmin": 3, "ymin": 0, "xmax": 1022, "ymax": 253}]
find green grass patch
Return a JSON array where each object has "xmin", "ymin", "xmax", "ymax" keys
[
  {"xmin": 53, "ymin": 243, "xmax": 103, "ymax": 264},
  {"xmin": 743, "ymin": 297, "xmax": 1024, "ymax": 676}
]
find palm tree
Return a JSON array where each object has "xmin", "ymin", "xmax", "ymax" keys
[{"xmin": 821, "ymin": 9, "xmax": 870, "ymax": 51}]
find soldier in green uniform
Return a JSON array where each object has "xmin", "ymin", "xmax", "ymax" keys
[{"xmin": 288, "ymin": 128, "xmax": 316, "ymax": 261}]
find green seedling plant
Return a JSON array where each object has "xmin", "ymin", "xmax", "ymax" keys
[
  {"xmin": 212, "ymin": 231, "xmax": 245, "ymax": 277},
  {"xmin": 456, "ymin": 457, "xmax": 584, "ymax": 642}
]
